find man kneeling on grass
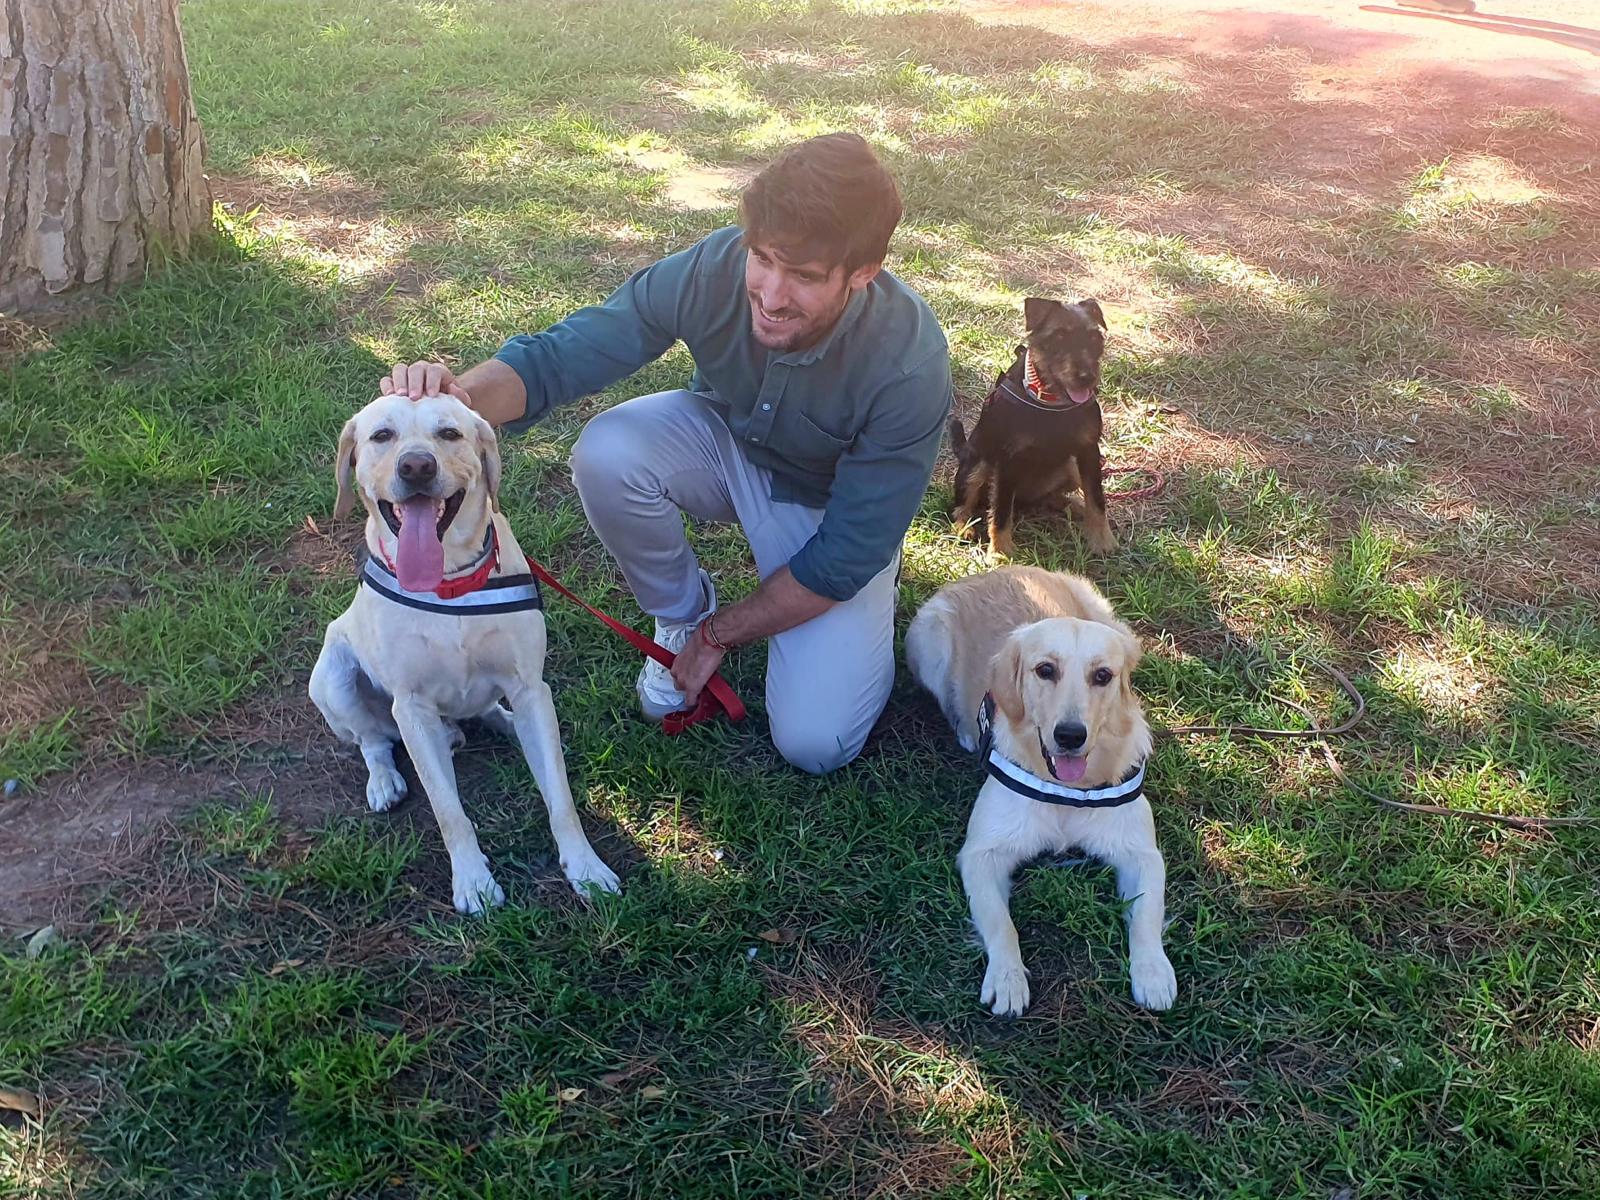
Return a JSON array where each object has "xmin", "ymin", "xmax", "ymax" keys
[{"xmin": 381, "ymin": 133, "xmax": 952, "ymax": 773}]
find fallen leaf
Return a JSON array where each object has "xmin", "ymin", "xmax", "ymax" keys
[
  {"xmin": 304, "ymin": 515, "xmax": 322, "ymax": 536},
  {"xmin": 24, "ymin": 926, "xmax": 62, "ymax": 960},
  {"xmin": 756, "ymin": 927, "xmax": 799, "ymax": 945},
  {"xmin": 599, "ymin": 1059, "xmax": 658, "ymax": 1089},
  {"xmin": 0, "ymin": 1086, "xmax": 40, "ymax": 1116},
  {"xmin": 268, "ymin": 959, "xmax": 305, "ymax": 976},
  {"xmin": 558, "ymin": 1087, "xmax": 584, "ymax": 1103},
  {"xmin": 638, "ymin": 1085, "xmax": 667, "ymax": 1101}
]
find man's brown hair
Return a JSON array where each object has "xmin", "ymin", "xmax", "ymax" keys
[{"xmin": 738, "ymin": 132, "xmax": 902, "ymax": 273}]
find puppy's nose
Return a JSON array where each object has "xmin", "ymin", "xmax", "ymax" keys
[
  {"xmin": 1054, "ymin": 721, "xmax": 1088, "ymax": 752},
  {"xmin": 396, "ymin": 451, "xmax": 437, "ymax": 485}
]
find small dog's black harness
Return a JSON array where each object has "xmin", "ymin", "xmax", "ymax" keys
[
  {"xmin": 984, "ymin": 347, "xmax": 1095, "ymax": 415},
  {"xmin": 975, "ymin": 692, "xmax": 1147, "ymax": 808}
]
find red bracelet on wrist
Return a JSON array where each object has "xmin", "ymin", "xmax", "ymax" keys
[{"xmin": 699, "ymin": 614, "xmax": 731, "ymax": 652}]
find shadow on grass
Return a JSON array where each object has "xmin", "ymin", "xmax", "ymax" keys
[{"xmin": 187, "ymin": 0, "xmax": 1600, "ymax": 600}]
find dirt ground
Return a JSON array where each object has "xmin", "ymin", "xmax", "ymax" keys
[{"xmin": 5, "ymin": 0, "xmax": 1597, "ymax": 937}]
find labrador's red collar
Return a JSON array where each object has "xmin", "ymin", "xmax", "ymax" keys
[{"xmin": 376, "ymin": 524, "xmax": 500, "ymax": 598}]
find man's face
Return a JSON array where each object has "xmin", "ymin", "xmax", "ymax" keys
[{"xmin": 744, "ymin": 240, "xmax": 881, "ymax": 353}]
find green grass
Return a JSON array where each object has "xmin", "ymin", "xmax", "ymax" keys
[{"xmin": 3, "ymin": 0, "xmax": 1599, "ymax": 1196}]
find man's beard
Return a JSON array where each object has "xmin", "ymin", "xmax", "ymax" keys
[{"xmin": 749, "ymin": 292, "xmax": 848, "ymax": 353}]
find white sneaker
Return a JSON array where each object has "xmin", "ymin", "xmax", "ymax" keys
[{"xmin": 637, "ymin": 569, "xmax": 715, "ymax": 721}]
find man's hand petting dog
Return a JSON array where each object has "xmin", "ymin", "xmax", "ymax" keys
[
  {"xmin": 380, "ymin": 360, "xmax": 472, "ymax": 405},
  {"xmin": 670, "ymin": 626, "xmax": 725, "ymax": 708}
]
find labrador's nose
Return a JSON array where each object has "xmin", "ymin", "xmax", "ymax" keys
[
  {"xmin": 396, "ymin": 451, "xmax": 437, "ymax": 486},
  {"xmin": 1054, "ymin": 721, "xmax": 1088, "ymax": 752}
]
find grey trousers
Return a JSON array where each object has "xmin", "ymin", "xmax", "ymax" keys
[{"xmin": 569, "ymin": 390, "xmax": 898, "ymax": 774}]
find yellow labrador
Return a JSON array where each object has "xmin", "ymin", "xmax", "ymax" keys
[
  {"xmin": 310, "ymin": 393, "xmax": 619, "ymax": 913},
  {"xmin": 906, "ymin": 566, "xmax": 1175, "ymax": 1015}
]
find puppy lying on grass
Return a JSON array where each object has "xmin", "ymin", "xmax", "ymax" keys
[{"xmin": 907, "ymin": 565, "xmax": 1176, "ymax": 1015}]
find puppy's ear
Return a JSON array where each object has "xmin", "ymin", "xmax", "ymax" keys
[
  {"xmin": 1116, "ymin": 628, "xmax": 1142, "ymax": 700},
  {"xmin": 473, "ymin": 412, "xmax": 502, "ymax": 513},
  {"xmin": 1078, "ymin": 298, "xmax": 1107, "ymax": 329},
  {"xmin": 332, "ymin": 416, "xmax": 358, "ymax": 521},
  {"xmin": 988, "ymin": 636, "xmax": 1027, "ymax": 727},
  {"xmin": 1023, "ymin": 296, "xmax": 1058, "ymax": 334}
]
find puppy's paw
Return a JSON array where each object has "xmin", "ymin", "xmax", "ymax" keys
[
  {"xmin": 452, "ymin": 858, "xmax": 506, "ymax": 915},
  {"xmin": 953, "ymin": 516, "xmax": 982, "ymax": 543},
  {"xmin": 980, "ymin": 958, "xmax": 1031, "ymax": 1017},
  {"xmin": 443, "ymin": 718, "xmax": 466, "ymax": 752},
  {"xmin": 1130, "ymin": 950, "xmax": 1177, "ymax": 1011},
  {"xmin": 366, "ymin": 764, "xmax": 407, "ymax": 813},
  {"xmin": 563, "ymin": 849, "xmax": 621, "ymax": 899},
  {"xmin": 984, "ymin": 544, "xmax": 1012, "ymax": 566}
]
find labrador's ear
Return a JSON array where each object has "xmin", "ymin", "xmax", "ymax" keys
[
  {"xmin": 332, "ymin": 416, "xmax": 358, "ymax": 521},
  {"xmin": 988, "ymin": 635, "xmax": 1027, "ymax": 727},
  {"xmin": 472, "ymin": 412, "xmax": 502, "ymax": 513}
]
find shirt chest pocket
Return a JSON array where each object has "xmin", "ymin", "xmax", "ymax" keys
[{"xmin": 773, "ymin": 406, "xmax": 853, "ymax": 469}]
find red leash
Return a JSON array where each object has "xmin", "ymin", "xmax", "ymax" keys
[
  {"xmin": 1102, "ymin": 462, "xmax": 1166, "ymax": 502},
  {"xmin": 522, "ymin": 557, "xmax": 747, "ymax": 736}
]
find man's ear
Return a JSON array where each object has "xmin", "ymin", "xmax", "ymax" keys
[
  {"xmin": 473, "ymin": 412, "xmax": 502, "ymax": 513},
  {"xmin": 846, "ymin": 260, "xmax": 882, "ymax": 293},
  {"xmin": 988, "ymin": 636, "xmax": 1027, "ymax": 727},
  {"xmin": 1023, "ymin": 296, "xmax": 1059, "ymax": 334},
  {"xmin": 332, "ymin": 417, "xmax": 358, "ymax": 521}
]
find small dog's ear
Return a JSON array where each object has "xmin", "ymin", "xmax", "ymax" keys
[
  {"xmin": 332, "ymin": 416, "xmax": 358, "ymax": 521},
  {"xmin": 473, "ymin": 412, "xmax": 502, "ymax": 513},
  {"xmin": 1078, "ymin": 298, "xmax": 1106, "ymax": 329},
  {"xmin": 1023, "ymin": 296, "xmax": 1057, "ymax": 334},
  {"xmin": 988, "ymin": 636, "xmax": 1027, "ymax": 727}
]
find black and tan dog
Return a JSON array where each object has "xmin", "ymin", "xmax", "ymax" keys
[{"xmin": 950, "ymin": 297, "xmax": 1113, "ymax": 557}]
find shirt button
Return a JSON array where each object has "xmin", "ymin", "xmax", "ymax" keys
[{"xmin": 761, "ymin": 403, "xmax": 771, "ymax": 411}]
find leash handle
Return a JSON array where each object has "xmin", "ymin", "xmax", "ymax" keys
[{"xmin": 522, "ymin": 557, "xmax": 746, "ymax": 734}]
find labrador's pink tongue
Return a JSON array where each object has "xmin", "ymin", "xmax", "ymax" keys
[
  {"xmin": 1051, "ymin": 753, "xmax": 1088, "ymax": 783},
  {"xmin": 1067, "ymin": 387, "xmax": 1094, "ymax": 406},
  {"xmin": 395, "ymin": 496, "xmax": 443, "ymax": 593}
]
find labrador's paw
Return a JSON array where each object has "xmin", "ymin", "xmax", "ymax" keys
[
  {"xmin": 563, "ymin": 849, "xmax": 621, "ymax": 899},
  {"xmin": 980, "ymin": 958, "xmax": 1031, "ymax": 1017},
  {"xmin": 1130, "ymin": 949, "xmax": 1177, "ymax": 1011},
  {"xmin": 366, "ymin": 764, "xmax": 407, "ymax": 813},
  {"xmin": 452, "ymin": 857, "xmax": 506, "ymax": 915}
]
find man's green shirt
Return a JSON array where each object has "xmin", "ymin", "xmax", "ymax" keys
[{"xmin": 495, "ymin": 226, "xmax": 952, "ymax": 601}]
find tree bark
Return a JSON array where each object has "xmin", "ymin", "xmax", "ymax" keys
[{"xmin": 0, "ymin": 0, "xmax": 211, "ymax": 313}]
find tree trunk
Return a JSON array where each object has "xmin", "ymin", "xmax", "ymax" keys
[{"xmin": 0, "ymin": 0, "xmax": 211, "ymax": 313}]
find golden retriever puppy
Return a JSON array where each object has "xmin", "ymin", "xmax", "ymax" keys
[
  {"xmin": 310, "ymin": 394, "xmax": 619, "ymax": 913},
  {"xmin": 905, "ymin": 566, "xmax": 1175, "ymax": 1015}
]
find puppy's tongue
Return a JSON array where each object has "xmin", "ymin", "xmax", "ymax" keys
[
  {"xmin": 1051, "ymin": 753, "xmax": 1088, "ymax": 783},
  {"xmin": 1067, "ymin": 387, "xmax": 1094, "ymax": 406},
  {"xmin": 395, "ymin": 495, "xmax": 443, "ymax": 592}
]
